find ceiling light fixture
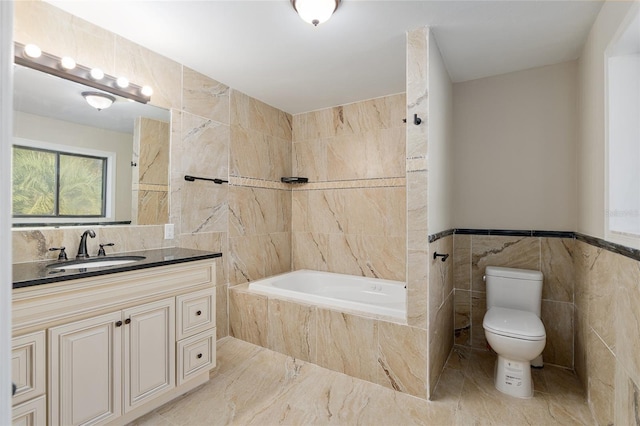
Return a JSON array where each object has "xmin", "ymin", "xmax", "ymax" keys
[
  {"xmin": 82, "ymin": 91, "xmax": 116, "ymax": 111},
  {"xmin": 292, "ymin": 0, "xmax": 340, "ymax": 27},
  {"xmin": 14, "ymin": 42, "xmax": 152, "ymax": 104}
]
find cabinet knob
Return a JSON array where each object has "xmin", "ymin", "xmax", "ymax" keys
[
  {"xmin": 196, "ymin": 310, "xmax": 202, "ymax": 316},
  {"xmin": 197, "ymin": 353, "xmax": 203, "ymax": 359},
  {"xmin": 115, "ymin": 321, "xmax": 123, "ymax": 327},
  {"xmin": 124, "ymin": 318, "xmax": 131, "ymax": 325}
]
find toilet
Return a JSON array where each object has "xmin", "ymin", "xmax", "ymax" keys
[{"xmin": 482, "ymin": 266, "xmax": 546, "ymax": 398}]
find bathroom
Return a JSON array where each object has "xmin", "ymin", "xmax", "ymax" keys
[{"xmin": 2, "ymin": 0, "xmax": 639, "ymax": 424}]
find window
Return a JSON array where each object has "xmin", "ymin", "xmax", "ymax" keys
[
  {"xmin": 606, "ymin": 4, "xmax": 640, "ymax": 248},
  {"xmin": 11, "ymin": 138, "xmax": 115, "ymax": 224}
]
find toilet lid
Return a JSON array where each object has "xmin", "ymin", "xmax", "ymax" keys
[{"xmin": 483, "ymin": 307, "xmax": 546, "ymax": 340}]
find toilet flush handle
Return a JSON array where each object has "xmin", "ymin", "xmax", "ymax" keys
[{"xmin": 483, "ymin": 275, "xmax": 486, "ymax": 282}]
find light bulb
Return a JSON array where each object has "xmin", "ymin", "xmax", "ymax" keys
[
  {"xmin": 90, "ymin": 68, "xmax": 104, "ymax": 80},
  {"xmin": 60, "ymin": 56, "xmax": 76, "ymax": 70},
  {"xmin": 141, "ymin": 85, "xmax": 153, "ymax": 97},
  {"xmin": 24, "ymin": 44, "xmax": 42, "ymax": 58},
  {"xmin": 116, "ymin": 77, "xmax": 129, "ymax": 88}
]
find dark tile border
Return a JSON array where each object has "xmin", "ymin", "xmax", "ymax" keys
[
  {"xmin": 575, "ymin": 233, "xmax": 640, "ymax": 262},
  {"xmin": 430, "ymin": 228, "xmax": 573, "ymax": 241},
  {"xmin": 531, "ymin": 230, "xmax": 575, "ymax": 238},
  {"xmin": 428, "ymin": 228, "xmax": 640, "ymax": 263}
]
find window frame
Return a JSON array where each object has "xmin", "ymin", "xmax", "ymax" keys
[
  {"xmin": 12, "ymin": 137, "xmax": 116, "ymax": 225},
  {"xmin": 604, "ymin": 3, "xmax": 640, "ymax": 249}
]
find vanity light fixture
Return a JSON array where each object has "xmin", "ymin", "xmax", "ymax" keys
[
  {"xmin": 292, "ymin": 0, "xmax": 340, "ymax": 26},
  {"xmin": 82, "ymin": 92, "xmax": 116, "ymax": 111},
  {"xmin": 14, "ymin": 42, "xmax": 152, "ymax": 104}
]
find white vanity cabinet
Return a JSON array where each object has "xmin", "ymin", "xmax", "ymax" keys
[{"xmin": 12, "ymin": 258, "xmax": 217, "ymax": 426}]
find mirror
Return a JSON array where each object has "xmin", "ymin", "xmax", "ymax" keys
[{"xmin": 12, "ymin": 64, "xmax": 170, "ymax": 227}]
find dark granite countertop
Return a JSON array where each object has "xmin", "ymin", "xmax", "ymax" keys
[{"xmin": 13, "ymin": 247, "xmax": 222, "ymax": 289}]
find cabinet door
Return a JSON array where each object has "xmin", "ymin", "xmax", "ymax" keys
[
  {"xmin": 123, "ymin": 298, "xmax": 175, "ymax": 413},
  {"xmin": 49, "ymin": 311, "xmax": 122, "ymax": 426}
]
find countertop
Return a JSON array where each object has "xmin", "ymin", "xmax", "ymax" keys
[{"xmin": 13, "ymin": 247, "xmax": 222, "ymax": 289}]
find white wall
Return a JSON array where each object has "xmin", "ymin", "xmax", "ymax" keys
[
  {"xmin": 0, "ymin": 1, "xmax": 12, "ymax": 423},
  {"xmin": 14, "ymin": 111, "xmax": 133, "ymax": 221},
  {"xmin": 579, "ymin": 1, "xmax": 638, "ymax": 238},
  {"xmin": 452, "ymin": 61, "xmax": 578, "ymax": 231},
  {"xmin": 427, "ymin": 31, "xmax": 453, "ymax": 234}
]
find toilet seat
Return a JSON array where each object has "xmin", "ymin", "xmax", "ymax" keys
[{"xmin": 483, "ymin": 307, "xmax": 545, "ymax": 341}]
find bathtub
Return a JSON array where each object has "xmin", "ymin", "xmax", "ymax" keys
[{"xmin": 248, "ymin": 269, "xmax": 406, "ymax": 320}]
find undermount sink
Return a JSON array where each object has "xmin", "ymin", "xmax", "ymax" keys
[{"xmin": 47, "ymin": 256, "xmax": 146, "ymax": 270}]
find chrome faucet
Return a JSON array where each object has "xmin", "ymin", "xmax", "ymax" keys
[{"xmin": 76, "ymin": 229, "xmax": 96, "ymax": 259}]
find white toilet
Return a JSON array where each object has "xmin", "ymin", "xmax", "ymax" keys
[{"xmin": 482, "ymin": 266, "xmax": 546, "ymax": 398}]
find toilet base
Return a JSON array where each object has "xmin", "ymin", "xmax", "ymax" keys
[{"xmin": 494, "ymin": 356, "xmax": 533, "ymax": 398}]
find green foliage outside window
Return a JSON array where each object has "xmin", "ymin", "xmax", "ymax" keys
[{"xmin": 12, "ymin": 145, "xmax": 106, "ymax": 217}]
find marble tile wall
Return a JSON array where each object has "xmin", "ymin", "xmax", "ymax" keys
[
  {"xmin": 406, "ymin": 27, "xmax": 430, "ymax": 331},
  {"xmin": 452, "ymin": 234, "xmax": 575, "ymax": 369},
  {"xmin": 228, "ymin": 91, "xmax": 293, "ymax": 286},
  {"xmin": 573, "ymin": 240, "xmax": 640, "ymax": 425},
  {"xmin": 132, "ymin": 117, "xmax": 170, "ymax": 225},
  {"xmin": 428, "ymin": 235, "xmax": 454, "ymax": 396},
  {"xmin": 291, "ymin": 93, "xmax": 406, "ymax": 282},
  {"xmin": 228, "ymin": 285, "xmax": 428, "ymax": 399},
  {"xmin": 169, "ymin": 68, "xmax": 231, "ymax": 339}
]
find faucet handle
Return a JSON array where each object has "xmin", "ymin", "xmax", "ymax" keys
[
  {"xmin": 49, "ymin": 247, "xmax": 68, "ymax": 261},
  {"xmin": 97, "ymin": 243, "xmax": 115, "ymax": 257}
]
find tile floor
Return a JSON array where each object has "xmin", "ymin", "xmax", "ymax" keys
[{"xmin": 131, "ymin": 337, "xmax": 595, "ymax": 425}]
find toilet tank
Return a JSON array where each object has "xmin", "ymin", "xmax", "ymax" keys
[{"xmin": 485, "ymin": 266, "xmax": 543, "ymax": 316}]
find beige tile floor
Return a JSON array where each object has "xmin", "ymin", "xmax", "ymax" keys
[{"xmin": 131, "ymin": 338, "xmax": 595, "ymax": 425}]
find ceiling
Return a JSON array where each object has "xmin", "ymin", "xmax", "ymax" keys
[{"xmin": 46, "ymin": 0, "xmax": 604, "ymax": 114}]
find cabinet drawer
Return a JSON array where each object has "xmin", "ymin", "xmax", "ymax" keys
[
  {"xmin": 176, "ymin": 288, "xmax": 215, "ymax": 339},
  {"xmin": 12, "ymin": 331, "xmax": 45, "ymax": 406},
  {"xmin": 12, "ymin": 394, "xmax": 46, "ymax": 426},
  {"xmin": 177, "ymin": 328, "xmax": 216, "ymax": 385}
]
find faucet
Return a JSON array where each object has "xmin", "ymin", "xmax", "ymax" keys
[{"xmin": 76, "ymin": 229, "xmax": 96, "ymax": 259}]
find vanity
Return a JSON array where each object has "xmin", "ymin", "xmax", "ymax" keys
[{"xmin": 11, "ymin": 248, "xmax": 221, "ymax": 426}]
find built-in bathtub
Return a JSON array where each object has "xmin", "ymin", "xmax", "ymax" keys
[{"xmin": 248, "ymin": 269, "xmax": 406, "ymax": 320}]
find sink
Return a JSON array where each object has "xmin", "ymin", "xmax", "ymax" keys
[{"xmin": 47, "ymin": 256, "xmax": 146, "ymax": 270}]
